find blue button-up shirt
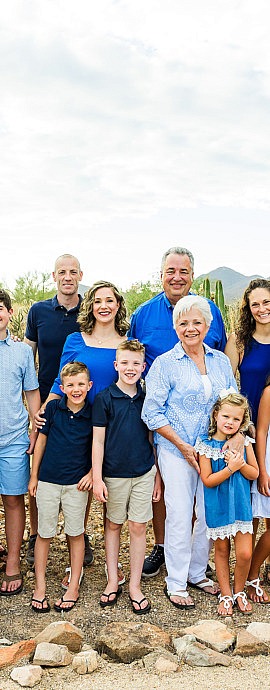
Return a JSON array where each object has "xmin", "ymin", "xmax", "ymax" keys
[
  {"xmin": 142, "ymin": 341, "xmax": 237, "ymax": 458},
  {"xmin": 129, "ymin": 292, "xmax": 227, "ymax": 374},
  {"xmin": 0, "ymin": 331, "xmax": 39, "ymax": 447}
]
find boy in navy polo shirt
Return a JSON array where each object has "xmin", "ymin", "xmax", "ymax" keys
[
  {"xmin": 28, "ymin": 361, "xmax": 92, "ymax": 613},
  {"xmin": 89, "ymin": 340, "xmax": 161, "ymax": 614}
]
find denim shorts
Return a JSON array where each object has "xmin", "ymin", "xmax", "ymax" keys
[{"xmin": 0, "ymin": 432, "xmax": 30, "ymax": 495}]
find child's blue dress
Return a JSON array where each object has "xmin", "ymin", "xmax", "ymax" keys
[{"xmin": 195, "ymin": 435, "xmax": 253, "ymax": 540}]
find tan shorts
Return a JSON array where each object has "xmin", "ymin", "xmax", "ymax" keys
[
  {"xmin": 36, "ymin": 481, "xmax": 88, "ymax": 538},
  {"xmin": 104, "ymin": 465, "xmax": 156, "ymax": 524}
]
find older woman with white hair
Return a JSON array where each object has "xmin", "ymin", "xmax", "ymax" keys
[{"xmin": 142, "ymin": 295, "xmax": 237, "ymax": 609}]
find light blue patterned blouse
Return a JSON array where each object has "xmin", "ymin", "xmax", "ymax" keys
[
  {"xmin": 142, "ymin": 341, "xmax": 237, "ymax": 458},
  {"xmin": 0, "ymin": 331, "xmax": 39, "ymax": 447}
]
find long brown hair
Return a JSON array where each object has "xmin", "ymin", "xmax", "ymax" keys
[
  {"xmin": 77, "ymin": 280, "xmax": 129, "ymax": 336},
  {"xmin": 236, "ymin": 278, "xmax": 270, "ymax": 351}
]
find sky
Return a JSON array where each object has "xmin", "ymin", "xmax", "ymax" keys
[{"xmin": 1, "ymin": 0, "xmax": 269, "ymax": 292}]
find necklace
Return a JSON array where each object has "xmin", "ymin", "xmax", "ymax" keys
[{"xmin": 92, "ymin": 333, "xmax": 114, "ymax": 345}]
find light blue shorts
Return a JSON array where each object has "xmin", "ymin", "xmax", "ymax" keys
[{"xmin": 0, "ymin": 432, "xmax": 30, "ymax": 495}]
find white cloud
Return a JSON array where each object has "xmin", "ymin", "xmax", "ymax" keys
[{"xmin": 0, "ymin": 1, "xmax": 269, "ymax": 289}]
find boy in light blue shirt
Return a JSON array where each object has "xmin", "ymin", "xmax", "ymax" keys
[{"xmin": 0, "ymin": 290, "xmax": 40, "ymax": 596}]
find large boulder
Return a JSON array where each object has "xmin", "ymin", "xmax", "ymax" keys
[
  {"xmin": 97, "ymin": 622, "xmax": 171, "ymax": 663},
  {"xmin": 35, "ymin": 620, "xmax": 83, "ymax": 652}
]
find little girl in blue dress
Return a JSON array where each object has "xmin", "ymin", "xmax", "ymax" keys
[{"xmin": 196, "ymin": 389, "xmax": 259, "ymax": 616}]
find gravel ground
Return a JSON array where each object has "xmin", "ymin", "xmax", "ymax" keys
[{"xmin": 0, "ymin": 498, "xmax": 270, "ymax": 689}]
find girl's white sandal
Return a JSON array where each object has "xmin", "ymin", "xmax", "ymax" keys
[
  {"xmin": 246, "ymin": 577, "xmax": 269, "ymax": 603},
  {"xmin": 233, "ymin": 590, "xmax": 252, "ymax": 614},
  {"xmin": 218, "ymin": 594, "xmax": 234, "ymax": 616}
]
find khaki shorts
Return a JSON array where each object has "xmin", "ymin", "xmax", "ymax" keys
[
  {"xmin": 36, "ymin": 481, "xmax": 88, "ymax": 538},
  {"xmin": 104, "ymin": 465, "xmax": 156, "ymax": 524}
]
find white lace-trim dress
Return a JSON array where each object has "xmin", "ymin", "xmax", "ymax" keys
[{"xmin": 195, "ymin": 436, "xmax": 253, "ymax": 540}]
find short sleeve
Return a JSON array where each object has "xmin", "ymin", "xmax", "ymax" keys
[{"xmin": 92, "ymin": 392, "xmax": 110, "ymax": 427}]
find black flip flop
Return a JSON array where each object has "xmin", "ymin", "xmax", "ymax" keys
[
  {"xmin": 54, "ymin": 595, "xmax": 79, "ymax": 612},
  {"xmin": 32, "ymin": 596, "xmax": 51, "ymax": 613},
  {"xmin": 129, "ymin": 595, "xmax": 151, "ymax": 615},
  {"xmin": 100, "ymin": 585, "xmax": 122, "ymax": 608}
]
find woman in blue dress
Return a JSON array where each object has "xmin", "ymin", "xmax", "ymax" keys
[
  {"xmin": 225, "ymin": 278, "xmax": 270, "ymax": 583},
  {"xmin": 196, "ymin": 390, "xmax": 258, "ymax": 617}
]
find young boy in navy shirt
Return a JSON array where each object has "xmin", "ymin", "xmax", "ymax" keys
[
  {"xmin": 85, "ymin": 340, "xmax": 161, "ymax": 614},
  {"xmin": 28, "ymin": 361, "xmax": 92, "ymax": 613}
]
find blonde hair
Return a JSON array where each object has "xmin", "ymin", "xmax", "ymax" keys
[
  {"xmin": 116, "ymin": 339, "xmax": 145, "ymax": 359},
  {"xmin": 60, "ymin": 361, "xmax": 90, "ymax": 382},
  {"xmin": 209, "ymin": 392, "xmax": 251, "ymax": 437}
]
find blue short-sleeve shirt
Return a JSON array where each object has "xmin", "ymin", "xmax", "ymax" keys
[
  {"xmin": 129, "ymin": 291, "xmax": 227, "ymax": 374},
  {"xmin": 38, "ymin": 397, "xmax": 92, "ymax": 485},
  {"xmin": 0, "ymin": 332, "xmax": 39, "ymax": 447},
  {"xmin": 25, "ymin": 295, "xmax": 82, "ymax": 401},
  {"xmin": 92, "ymin": 382, "xmax": 154, "ymax": 478}
]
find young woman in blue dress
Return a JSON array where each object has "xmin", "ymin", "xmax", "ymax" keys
[
  {"xmin": 225, "ymin": 278, "xmax": 270, "ymax": 582},
  {"xmin": 196, "ymin": 390, "xmax": 258, "ymax": 617}
]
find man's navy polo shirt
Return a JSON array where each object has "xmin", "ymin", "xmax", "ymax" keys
[
  {"xmin": 92, "ymin": 382, "xmax": 154, "ymax": 478},
  {"xmin": 25, "ymin": 295, "xmax": 82, "ymax": 402},
  {"xmin": 39, "ymin": 397, "xmax": 92, "ymax": 485},
  {"xmin": 129, "ymin": 291, "xmax": 227, "ymax": 374}
]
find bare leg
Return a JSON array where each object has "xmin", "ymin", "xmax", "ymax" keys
[
  {"xmin": 100, "ymin": 518, "xmax": 121, "ymax": 604},
  {"xmin": 1, "ymin": 494, "xmax": 25, "ymax": 593},
  {"xmin": 84, "ymin": 490, "xmax": 92, "ymax": 531},
  {"xmin": 264, "ymin": 518, "xmax": 270, "ymax": 572},
  {"xmin": 102, "ymin": 504, "xmax": 125, "ymax": 585},
  {"xmin": 129, "ymin": 521, "xmax": 149, "ymax": 611},
  {"xmin": 28, "ymin": 493, "xmax": 38, "ymax": 536},
  {"xmin": 61, "ymin": 491, "xmax": 93, "ymax": 588},
  {"xmin": 152, "ymin": 481, "xmax": 165, "ymax": 544},
  {"xmin": 215, "ymin": 537, "xmax": 233, "ymax": 615},
  {"xmin": 32, "ymin": 535, "xmax": 51, "ymax": 608},
  {"xmin": 55, "ymin": 534, "xmax": 84, "ymax": 608},
  {"xmin": 252, "ymin": 517, "xmax": 259, "ymax": 550},
  {"xmin": 233, "ymin": 532, "xmax": 252, "ymax": 612},
  {"xmin": 247, "ymin": 529, "xmax": 270, "ymax": 602}
]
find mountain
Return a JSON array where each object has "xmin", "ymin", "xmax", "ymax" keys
[{"xmin": 196, "ymin": 267, "xmax": 264, "ymax": 303}]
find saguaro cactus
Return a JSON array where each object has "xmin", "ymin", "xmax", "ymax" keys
[{"xmin": 203, "ymin": 277, "xmax": 211, "ymax": 299}]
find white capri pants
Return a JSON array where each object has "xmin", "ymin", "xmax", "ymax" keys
[{"xmin": 158, "ymin": 445, "xmax": 210, "ymax": 592}]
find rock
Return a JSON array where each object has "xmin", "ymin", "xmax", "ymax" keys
[
  {"xmin": 155, "ymin": 655, "xmax": 179, "ymax": 672},
  {"xmin": 33, "ymin": 642, "xmax": 72, "ymax": 666},
  {"xmin": 10, "ymin": 665, "xmax": 43, "ymax": 687},
  {"xmin": 184, "ymin": 642, "xmax": 231, "ymax": 667},
  {"xmin": 142, "ymin": 649, "xmax": 178, "ymax": 670},
  {"xmin": 173, "ymin": 635, "xmax": 196, "ymax": 659},
  {"xmin": 0, "ymin": 639, "xmax": 36, "ymax": 670},
  {"xmin": 72, "ymin": 649, "xmax": 98, "ymax": 674},
  {"xmin": 97, "ymin": 622, "xmax": 171, "ymax": 663},
  {"xmin": 246, "ymin": 622, "xmax": 270, "ymax": 644},
  {"xmin": 179, "ymin": 619, "xmax": 235, "ymax": 652},
  {"xmin": 35, "ymin": 621, "xmax": 83, "ymax": 652},
  {"xmin": 233, "ymin": 629, "xmax": 269, "ymax": 656},
  {"xmin": 0, "ymin": 638, "xmax": 12, "ymax": 646}
]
